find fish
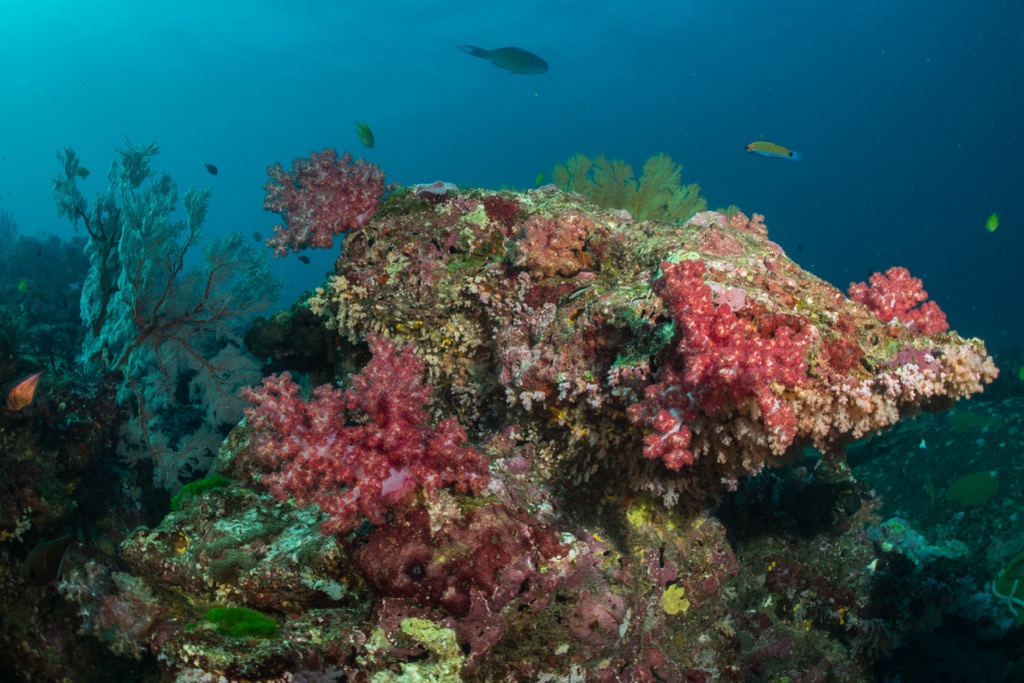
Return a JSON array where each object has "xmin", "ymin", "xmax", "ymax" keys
[
  {"xmin": 533, "ymin": 172, "xmax": 545, "ymax": 187},
  {"xmin": 75, "ymin": 166, "xmax": 90, "ymax": 179},
  {"xmin": 298, "ymin": 255, "xmax": 311, "ymax": 264},
  {"xmin": 22, "ymin": 532, "xmax": 79, "ymax": 584},
  {"xmin": 354, "ymin": 121, "xmax": 375, "ymax": 148},
  {"xmin": 457, "ymin": 45, "xmax": 548, "ymax": 75},
  {"xmin": 252, "ymin": 231, "xmax": 263, "ymax": 242},
  {"xmin": 985, "ymin": 212, "xmax": 999, "ymax": 232},
  {"xmin": 17, "ymin": 278, "xmax": 30, "ymax": 293},
  {"xmin": 172, "ymin": 531, "xmax": 190, "ymax": 554},
  {"xmin": 205, "ymin": 163, "xmax": 219, "ymax": 176},
  {"xmin": 6, "ymin": 371, "xmax": 43, "ymax": 411},
  {"xmin": 745, "ymin": 141, "xmax": 801, "ymax": 161}
]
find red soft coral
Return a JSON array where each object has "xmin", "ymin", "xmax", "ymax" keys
[
  {"xmin": 629, "ymin": 259, "xmax": 809, "ymax": 470},
  {"xmin": 848, "ymin": 266, "xmax": 949, "ymax": 336},
  {"xmin": 263, "ymin": 148, "xmax": 386, "ymax": 257},
  {"xmin": 241, "ymin": 336, "xmax": 489, "ymax": 534}
]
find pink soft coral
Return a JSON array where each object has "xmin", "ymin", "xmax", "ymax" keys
[
  {"xmin": 263, "ymin": 148, "xmax": 386, "ymax": 257},
  {"xmin": 629, "ymin": 259, "xmax": 810, "ymax": 470},
  {"xmin": 848, "ymin": 266, "xmax": 949, "ymax": 336},
  {"xmin": 241, "ymin": 336, "xmax": 489, "ymax": 534}
]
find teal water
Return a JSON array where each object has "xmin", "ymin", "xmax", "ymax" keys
[{"xmin": 2, "ymin": 0, "xmax": 1020, "ymax": 347}]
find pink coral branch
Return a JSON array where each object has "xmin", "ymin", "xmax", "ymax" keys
[
  {"xmin": 629, "ymin": 259, "xmax": 809, "ymax": 470},
  {"xmin": 848, "ymin": 266, "xmax": 949, "ymax": 336},
  {"xmin": 241, "ymin": 336, "xmax": 489, "ymax": 534},
  {"xmin": 263, "ymin": 149, "xmax": 386, "ymax": 257}
]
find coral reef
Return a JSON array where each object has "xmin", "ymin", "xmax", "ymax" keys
[
  {"xmin": 307, "ymin": 187, "xmax": 995, "ymax": 506},
  {"xmin": 8, "ymin": 149, "xmax": 1009, "ymax": 681},
  {"xmin": 0, "ymin": 210, "xmax": 88, "ymax": 374}
]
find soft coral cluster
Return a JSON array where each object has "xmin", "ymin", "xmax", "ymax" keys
[
  {"xmin": 512, "ymin": 211, "xmax": 600, "ymax": 278},
  {"xmin": 848, "ymin": 266, "xmax": 949, "ymax": 336},
  {"xmin": 263, "ymin": 149, "xmax": 386, "ymax": 257},
  {"xmin": 629, "ymin": 259, "xmax": 810, "ymax": 470},
  {"xmin": 241, "ymin": 336, "xmax": 489, "ymax": 534}
]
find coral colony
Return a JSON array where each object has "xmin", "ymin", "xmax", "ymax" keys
[{"xmin": 4, "ymin": 146, "xmax": 1006, "ymax": 681}]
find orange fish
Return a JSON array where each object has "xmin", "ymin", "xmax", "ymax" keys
[{"xmin": 6, "ymin": 371, "xmax": 43, "ymax": 411}]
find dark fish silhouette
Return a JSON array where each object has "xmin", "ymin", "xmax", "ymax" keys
[
  {"xmin": 22, "ymin": 532, "xmax": 78, "ymax": 584},
  {"xmin": 252, "ymin": 231, "xmax": 263, "ymax": 242},
  {"xmin": 458, "ymin": 45, "xmax": 548, "ymax": 74},
  {"xmin": 205, "ymin": 163, "xmax": 219, "ymax": 176},
  {"xmin": 298, "ymin": 255, "xmax": 311, "ymax": 264}
]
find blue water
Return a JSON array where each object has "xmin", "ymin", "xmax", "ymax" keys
[{"xmin": 2, "ymin": 0, "xmax": 1021, "ymax": 349}]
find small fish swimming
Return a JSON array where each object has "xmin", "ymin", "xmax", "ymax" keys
[
  {"xmin": 252, "ymin": 231, "xmax": 263, "ymax": 242},
  {"xmin": 205, "ymin": 163, "xmax": 219, "ymax": 176},
  {"xmin": 355, "ymin": 121, "xmax": 375, "ymax": 148},
  {"xmin": 457, "ymin": 45, "xmax": 548, "ymax": 74},
  {"xmin": 17, "ymin": 278, "xmax": 30, "ymax": 293},
  {"xmin": 533, "ymin": 172, "xmax": 545, "ymax": 187},
  {"xmin": 985, "ymin": 212, "xmax": 999, "ymax": 232},
  {"xmin": 6, "ymin": 371, "xmax": 43, "ymax": 411},
  {"xmin": 75, "ymin": 166, "xmax": 90, "ymax": 179},
  {"xmin": 745, "ymin": 141, "xmax": 801, "ymax": 161},
  {"xmin": 298, "ymin": 255, "xmax": 311, "ymax": 264}
]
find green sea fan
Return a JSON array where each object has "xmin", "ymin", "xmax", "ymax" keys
[{"xmin": 553, "ymin": 152, "xmax": 706, "ymax": 224}]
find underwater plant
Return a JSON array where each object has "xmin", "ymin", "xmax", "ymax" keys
[
  {"xmin": 53, "ymin": 140, "xmax": 281, "ymax": 490},
  {"xmin": 552, "ymin": 152, "xmax": 706, "ymax": 224}
]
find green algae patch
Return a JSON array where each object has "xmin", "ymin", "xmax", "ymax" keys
[
  {"xmin": 945, "ymin": 471, "xmax": 999, "ymax": 507},
  {"xmin": 172, "ymin": 474, "xmax": 231, "ymax": 511},
  {"xmin": 204, "ymin": 606, "xmax": 280, "ymax": 639},
  {"xmin": 370, "ymin": 618, "xmax": 465, "ymax": 682}
]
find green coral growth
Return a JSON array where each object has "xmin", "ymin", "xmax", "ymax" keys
[
  {"xmin": 171, "ymin": 474, "xmax": 231, "ymax": 511},
  {"xmin": 371, "ymin": 618, "xmax": 465, "ymax": 682},
  {"xmin": 552, "ymin": 152, "xmax": 707, "ymax": 223},
  {"xmin": 203, "ymin": 606, "xmax": 280, "ymax": 639}
]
